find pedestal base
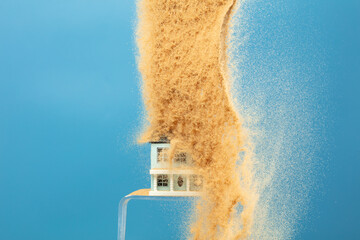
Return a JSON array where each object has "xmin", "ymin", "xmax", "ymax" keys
[{"xmin": 117, "ymin": 189, "xmax": 197, "ymax": 240}]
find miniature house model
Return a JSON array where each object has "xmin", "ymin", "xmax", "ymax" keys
[{"xmin": 149, "ymin": 137, "xmax": 202, "ymax": 196}]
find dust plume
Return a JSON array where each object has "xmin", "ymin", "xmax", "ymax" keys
[{"xmin": 136, "ymin": 0, "xmax": 257, "ymax": 239}]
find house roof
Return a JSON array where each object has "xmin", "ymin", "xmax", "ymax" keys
[{"xmin": 149, "ymin": 136, "xmax": 170, "ymax": 143}]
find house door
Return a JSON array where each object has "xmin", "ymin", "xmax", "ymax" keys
[{"xmin": 174, "ymin": 175, "xmax": 186, "ymax": 191}]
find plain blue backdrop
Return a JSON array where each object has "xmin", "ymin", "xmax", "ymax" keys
[{"xmin": 0, "ymin": 0, "xmax": 359, "ymax": 239}]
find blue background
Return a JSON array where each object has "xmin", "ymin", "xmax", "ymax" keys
[{"xmin": 0, "ymin": 0, "xmax": 359, "ymax": 239}]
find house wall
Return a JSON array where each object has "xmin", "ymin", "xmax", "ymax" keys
[
  {"xmin": 150, "ymin": 143, "xmax": 202, "ymax": 195},
  {"xmin": 151, "ymin": 143, "xmax": 194, "ymax": 168}
]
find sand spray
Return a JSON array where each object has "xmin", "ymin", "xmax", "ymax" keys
[{"xmin": 136, "ymin": 1, "xmax": 257, "ymax": 239}]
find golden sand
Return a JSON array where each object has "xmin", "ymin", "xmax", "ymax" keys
[
  {"xmin": 136, "ymin": 0, "xmax": 256, "ymax": 239},
  {"xmin": 128, "ymin": 189, "xmax": 150, "ymax": 196}
]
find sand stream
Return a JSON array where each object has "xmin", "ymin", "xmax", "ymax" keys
[{"xmin": 136, "ymin": 1, "xmax": 257, "ymax": 239}]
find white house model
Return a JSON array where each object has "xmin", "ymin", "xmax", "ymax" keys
[{"xmin": 149, "ymin": 138, "xmax": 202, "ymax": 196}]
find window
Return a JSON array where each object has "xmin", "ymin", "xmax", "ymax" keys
[
  {"xmin": 190, "ymin": 175, "xmax": 203, "ymax": 191},
  {"xmin": 174, "ymin": 152, "xmax": 186, "ymax": 163},
  {"xmin": 157, "ymin": 148, "xmax": 168, "ymax": 162},
  {"xmin": 157, "ymin": 175, "xmax": 168, "ymax": 187},
  {"xmin": 192, "ymin": 175, "xmax": 203, "ymax": 187}
]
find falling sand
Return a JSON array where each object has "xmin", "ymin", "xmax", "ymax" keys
[{"xmin": 136, "ymin": 0, "xmax": 257, "ymax": 239}]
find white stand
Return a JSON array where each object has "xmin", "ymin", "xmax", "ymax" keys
[{"xmin": 117, "ymin": 189, "xmax": 197, "ymax": 240}]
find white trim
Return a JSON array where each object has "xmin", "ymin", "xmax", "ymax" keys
[
  {"xmin": 149, "ymin": 190, "xmax": 201, "ymax": 197},
  {"xmin": 153, "ymin": 174, "xmax": 157, "ymax": 191},
  {"xmin": 186, "ymin": 175, "xmax": 190, "ymax": 191},
  {"xmin": 150, "ymin": 169, "xmax": 195, "ymax": 175},
  {"xmin": 170, "ymin": 174, "xmax": 174, "ymax": 191}
]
